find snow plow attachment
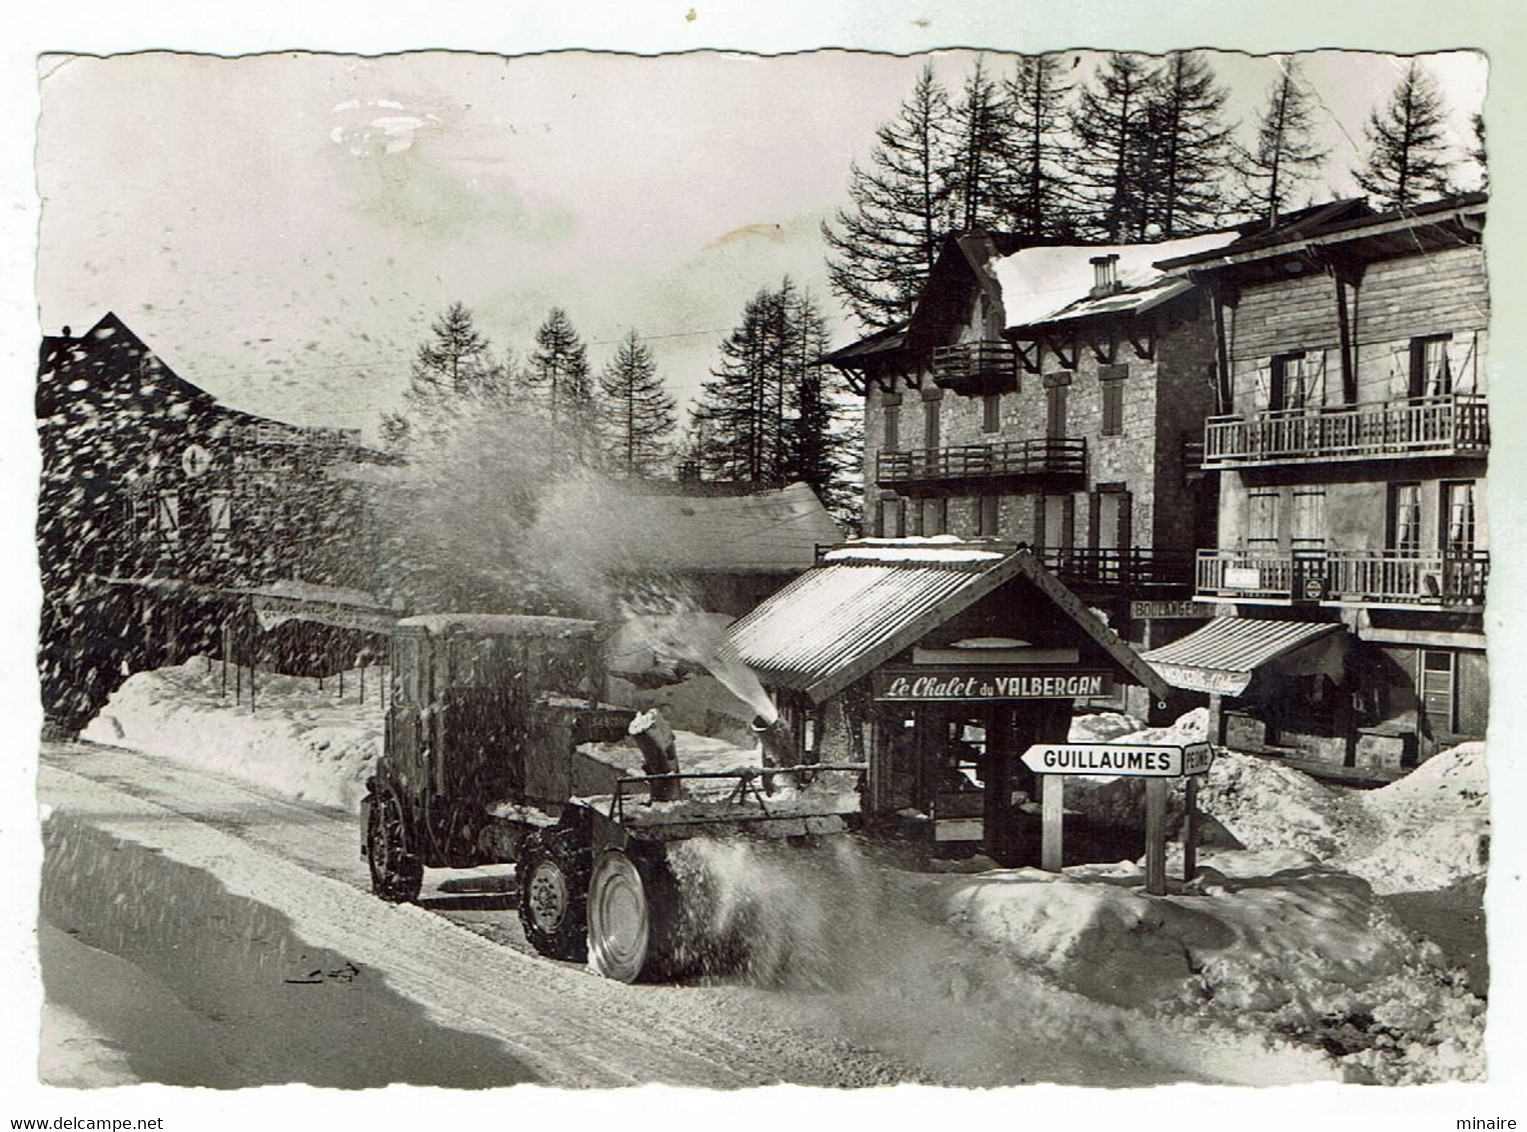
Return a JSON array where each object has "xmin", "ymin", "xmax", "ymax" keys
[{"xmin": 599, "ymin": 762, "xmax": 868, "ymax": 841}]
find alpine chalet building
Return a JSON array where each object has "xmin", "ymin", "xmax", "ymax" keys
[{"xmin": 1141, "ymin": 195, "xmax": 1489, "ymax": 774}]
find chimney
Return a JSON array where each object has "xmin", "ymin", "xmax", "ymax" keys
[{"xmin": 1089, "ymin": 254, "xmax": 1120, "ymax": 299}]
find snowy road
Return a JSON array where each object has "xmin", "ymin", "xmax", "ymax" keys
[{"xmin": 37, "ymin": 741, "xmax": 1328, "ymax": 1088}]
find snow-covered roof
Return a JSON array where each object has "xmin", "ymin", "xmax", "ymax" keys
[
  {"xmin": 726, "ymin": 541, "xmax": 1170, "ymax": 704},
  {"xmin": 992, "ymin": 230, "xmax": 1240, "ymax": 331}
]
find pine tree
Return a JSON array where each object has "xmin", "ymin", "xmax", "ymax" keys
[
  {"xmin": 1354, "ymin": 60, "xmax": 1456, "ymax": 210},
  {"xmin": 1468, "ymin": 112, "xmax": 1488, "ymax": 193},
  {"xmin": 524, "ymin": 307, "xmax": 595, "ymax": 462},
  {"xmin": 597, "ymin": 329, "xmax": 677, "ymax": 478},
  {"xmin": 946, "ymin": 56, "xmax": 1014, "ymax": 233},
  {"xmin": 691, "ymin": 278, "xmax": 849, "ymax": 500},
  {"xmin": 1001, "ymin": 53, "xmax": 1077, "ymax": 238},
  {"xmin": 1234, "ymin": 58, "xmax": 1330, "ymax": 226},
  {"xmin": 1068, "ymin": 53, "xmax": 1155, "ymax": 242},
  {"xmin": 1139, "ymin": 51, "xmax": 1233, "ymax": 236},
  {"xmin": 822, "ymin": 62, "xmax": 956, "ymax": 329},
  {"xmin": 411, "ymin": 301, "xmax": 491, "ymax": 399}
]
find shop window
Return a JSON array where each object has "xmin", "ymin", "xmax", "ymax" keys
[
  {"xmin": 1441, "ymin": 481, "xmax": 1477, "ymax": 553},
  {"xmin": 982, "ymin": 393, "xmax": 1001, "ymax": 434},
  {"xmin": 1275, "ymin": 675, "xmax": 1338, "ymax": 738},
  {"xmin": 1291, "ymin": 489, "xmax": 1326, "ymax": 548},
  {"xmin": 1248, "ymin": 490, "xmax": 1280, "ymax": 547},
  {"xmin": 1421, "ymin": 649, "xmax": 1456, "ymax": 735},
  {"xmin": 908, "ymin": 498, "xmax": 924, "ymax": 537},
  {"xmin": 1388, "ymin": 483, "xmax": 1422, "ymax": 553},
  {"xmin": 1271, "ymin": 352, "xmax": 1320, "ymax": 411},
  {"xmin": 1410, "ymin": 334, "xmax": 1453, "ymax": 398}
]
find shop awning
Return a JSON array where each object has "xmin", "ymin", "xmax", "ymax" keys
[
  {"xmin": 1142, "ymin": 617, "xmax": 1348, "ymax": 696},
  {"xmin": 726, "ymin": 540, "xmax": 1170, "ymax": 704}
]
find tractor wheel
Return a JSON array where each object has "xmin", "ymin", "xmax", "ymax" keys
[
  {"xmin": 587, "ymin": 850, "xmax": 656, "ymax": 982},
  {"xmin": 367, "ymin": 794, "xmax": 423, "ymax": 904},
  {"xmin": 516, "ymin": 829, "xmax": 590, "ymax": 962}
]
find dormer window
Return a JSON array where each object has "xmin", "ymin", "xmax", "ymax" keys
[{"xmin": 1090, "ymin": 254, "xmax": 1120, "ymax": 298}]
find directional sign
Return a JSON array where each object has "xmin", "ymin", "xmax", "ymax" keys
[{"xmin": 1021, "ymin": 741, "xmax": 1214, "ymax": 778}]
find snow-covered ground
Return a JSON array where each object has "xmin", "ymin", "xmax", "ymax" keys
[{"xmin": 75, "ymin": 661, "xmax": 1489, "ymax": 1084}]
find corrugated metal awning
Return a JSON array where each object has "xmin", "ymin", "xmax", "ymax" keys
[
  {"xmin": 725, "ymin": 541, "xmax": 1173, "ymax": 704},
  {"xmin": 726, "ymin": 544, "xmax": 1021, "ymax": 702},
  {"xmin": 1142, "ymin": 617, "xmax": 1347, "ymax": 696}
]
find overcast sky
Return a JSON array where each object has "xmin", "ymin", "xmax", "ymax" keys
[{"xmin": 35, "ymin": 48, "xmax": 1486, "ymax": 439}]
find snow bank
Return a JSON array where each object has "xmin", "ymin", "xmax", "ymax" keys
[
  {"xmin": 81, "ymin": 657, "xmax": 382, "ymax": 812},
  {"xmin": 1059, "ymin": 711, "xmax": 1488, "ymax": 895},
  {"xmin": 1339, "ymin": 742, "xmax": 1489, "ymax": 895},
  {"xmin": 931, "ymin": 854, "xmax": 1483, "ymax": 1084}
]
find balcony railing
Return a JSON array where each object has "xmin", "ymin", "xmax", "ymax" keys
[
  {"xmin": 876, "ymin": 438, "xmax": 1086, "ymax": 486},
  {"xmin": 1196, "ymin": 547, "xmax": 1489, "ymax": 609},
  {"xmin": 1203, "ymin": 394, "xmax": 1489, "ymax": 469},
  {"xmin": 931, "ymin": 341, "xmax": 1018, "ymax": 395},
  {"xmin": 1041, "ymin": 547, "xmax": 1196, "ymax": 591}
]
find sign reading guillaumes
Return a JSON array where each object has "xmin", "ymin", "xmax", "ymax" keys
[
  {"xmin": 872, "ymin": 668, "xmax": 1114, "ymax": 701},
  {"xmin": 1020, "ymin": 741, "xmax": 1215, "ymax": 778}
]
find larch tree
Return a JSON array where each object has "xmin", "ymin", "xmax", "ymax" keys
[
  {"xmin": 690, "ymin": 278, "xmax": 847, "ymax": 500},
  {"xmin": 597, "ymin": 329, "xmax": 677, "ymax": 478},
  {"xmin": 1354, "ymin": 60, "xmax": 1456, "ymax": 209},
  {"xmin": 524, "ymin": 307, "xmax": 596, "ymax": 463},
  {"xmin": 1467, "ymin": 112, "xmax": 1488, "ymax": 193},
  {"xmin": 1234, "ymin": 58, "xmax": 1330, "ymax": 226},
  {"xmin": 1001, "ymin": 53, "xmax": 1078, "ymax": 238},
  {"xmin": 946, "ymin": 56, "xmax": 1015, "ymax": 234},
  {"xmin": 385, "ymin": 301, "xmax": 507, "ymax": 448},
  {"xmin": 822, "ymin": 62, "xmax": 956, "ymax": 330},
  {"xmin": 1067, "ymin": 52, "xmax": 1155, "ymax": 242},
  {"xmin": 1139, "ymin": 51, "xmax": 1233, "ymax": 236}
]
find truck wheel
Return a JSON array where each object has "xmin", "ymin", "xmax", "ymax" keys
[
  {"xmin": 367, "ymin": 795, "xmax": 423, "ymax": 904},
  {"xmin": 587, "ymin": 851, "xmax": 653, "ymax": 982},
  {"xmin": 517, "ymin": 829, "xmax": 589, "ymax": 962}
]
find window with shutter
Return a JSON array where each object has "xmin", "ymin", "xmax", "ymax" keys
[
  {"xmin": 209, "ymin": 490, "xmax": 232, "ymax": 543},
  {"xmin": 1441, "ymin": 481, "xmax": 1476, "ymax": 553},
  {"xmin": 923, "ymin": 398, "xmax": 940, "ymax": 449},
  {"xmin": 1291, "ymin": 489, "xmax": 1326, "ymax": 548},
  {"xmin": 1410, "ymin": 334, "xmax": 1453, "ymax": 397},
  {"xmin": 884, "ymin": 404, "xmax": 900, "ymax": 450},
  {"xmin": 982, "ymin": 393, "xmax": 1000, "ymax": 433},
  {"xmin": 1389, "ymin": 483, "xmax": 1422, "ymax": 552},
  {"xmin": 1101, "ymin": 380, "xmax": 1124, "ymax": 436},
  {"xmin": 157, "ymin": 491, "xmax": 181, "ymax": 545},
  {"xmin": 1248, "ymin": 491, "xmax": 1280, "ymax": 546}
]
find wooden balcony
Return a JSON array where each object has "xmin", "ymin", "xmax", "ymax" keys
[
  {"xmin": 931, "ymin": 341, "xmax": 1018, "ymax": 395},
  {"xmin": 1041, "ymin": 547, "xmax": 1196, "ymax": 592},
  {"xmin": 1202, "ymin": 394, "xmax": 1489, "ymax": 469},
  {"xmin": 875, "ymin": 438, "xmax": 1085, "ymax": 488},
  {"xmin": 1196, "ymin": 547, "xmax": 1489, "ymax": 609}
]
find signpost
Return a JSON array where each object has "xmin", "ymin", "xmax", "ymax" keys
[{"xmin": 1020, "ymin": 741, "xmax": 1216, "ymax": 896}]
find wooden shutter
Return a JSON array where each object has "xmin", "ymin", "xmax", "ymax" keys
[{"xmin": 157, "ymin": 491, "xmax": 180, "ymax": 544}]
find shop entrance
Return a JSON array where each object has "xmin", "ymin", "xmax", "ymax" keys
[{"xmin": 875, "ymin": 698, "xmax": 1072, "ymax": 865}]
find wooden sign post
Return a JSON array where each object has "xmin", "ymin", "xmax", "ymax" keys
[{"xmin": 1020, "ymin": 741, "xmax": 1215, "ymax": 895}]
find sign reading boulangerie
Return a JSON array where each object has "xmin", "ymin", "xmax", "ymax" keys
[{"xmin": 873, "ymin": 667, "xmax": 1113, "ymax": 701}]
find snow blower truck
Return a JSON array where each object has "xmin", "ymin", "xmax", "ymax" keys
[{"xmin": 360, "ymin": 613, "xmax": 866, "ymax": 982}]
